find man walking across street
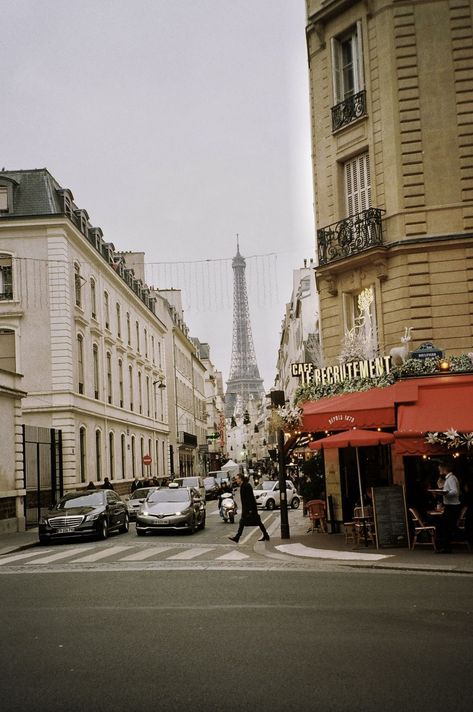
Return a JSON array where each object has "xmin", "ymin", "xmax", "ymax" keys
[{"xmin": 229, "ymin": 473, "xmax": 270, "ymax": 543}]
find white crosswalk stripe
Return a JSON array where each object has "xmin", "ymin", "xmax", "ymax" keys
[
  {"xmin": 73, "ymin": 545, "xmax": 131, "ymax": 562},
  {"xmin": 119, "ymin": 546, "xmax": 176, "ymax": 561},
  {"xmin": 216, "ymin": 550, "xmax": 249, "ymax": 561},
  {"xmin": 0, "ymin": 550, "xmax": 48, "ymax": 566},
  {"xmin": 27, "ymin": 546, "xmax": 94, "ymax": 564},
  {"xmin": 166, "ymin": 547, "xmax": 215, "ymax": 560}
]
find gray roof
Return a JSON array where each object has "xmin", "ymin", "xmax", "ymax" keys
[{"xmin": 0, "ymin": 168, "xmax": 68, "ymax": 217}]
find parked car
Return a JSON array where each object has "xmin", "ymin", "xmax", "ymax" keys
[
  {"xmin": 173, "ymin": 476, "xmax": 206, "ymax": 500},
  {"xmin": 38, "ymin": 490, "xmax": 129, "ymax": 543},
  {"xmin": 124, "ymin": 487, "xmax": 158, "ymax": 520},
  {"xmin": 203, "ymin": 476, "xmax": 220, "ymax": 500},
  {"xmin": 254, "ymin": 480, "xmax": 300, "ymax": 511},
  {"xmin": 136, "ymin": 485, "xmax": 206, "ymax": 535}
]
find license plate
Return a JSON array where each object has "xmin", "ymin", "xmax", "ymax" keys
[
  {"xmin": 159, "ymin": 520, "xmax": 169, "ymax": 525},
  {"xmin": 57, "ymin": 527, "xmax": 74, "ymax": 534}
]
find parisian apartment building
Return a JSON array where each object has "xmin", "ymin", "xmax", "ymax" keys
[
  {"xmin": 0, "ymin": 169, "xmax": 222, "ymax": 531},
  {"xmin": 305, "ymin": 0, "xmax": 473, "ymax": 362}
]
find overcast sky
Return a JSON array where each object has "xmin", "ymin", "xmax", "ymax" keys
[{"xmin": 3, "ymin": 0, "xmax": 315, "ymax": 390}]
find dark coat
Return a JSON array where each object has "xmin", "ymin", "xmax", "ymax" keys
[{"xmin": 239, "ymin": 480, "xmax": 261, "ymax": 526}]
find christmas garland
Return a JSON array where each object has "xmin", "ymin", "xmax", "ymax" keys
[{"xmin": 425, "ymin": 429, "xmax": 473, "ymax": 450}]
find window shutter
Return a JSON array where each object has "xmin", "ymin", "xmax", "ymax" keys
[
  {"xmin": 331, "ymin": 37, "xmax": 341, "ymax": 104},
  {"xmin": 345, "ymin": 153, "xmax": 371, "ymax": 216}
]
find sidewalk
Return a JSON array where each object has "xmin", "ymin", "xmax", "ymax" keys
[{"xmin": 264, "ymin": 509, "xmax": 473, "ymax": 574}]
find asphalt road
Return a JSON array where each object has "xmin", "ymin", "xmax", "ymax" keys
[{"xmin": 1, "ymin": 568, "xmax": 472, "ymax": 712}]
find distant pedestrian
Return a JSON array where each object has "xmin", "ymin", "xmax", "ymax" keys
[
  {"xmin": 130, "ymin": 477, "xmax": 142, "ymax": 493},
  {"xmin": 86, "ymin": 481, "xmax": 96, "ymax": 490},
  {"xmin": 228, "ymin": 473, "xmax": 269, "ymax": 543},
  {"xmin": 101, "ymin": 477, "xmax": 114, "ymax": 490}
]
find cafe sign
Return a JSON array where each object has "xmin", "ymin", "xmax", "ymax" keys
[{"xmin": 291, "ymin": 356, "xmax": 392, "ymax": 386}]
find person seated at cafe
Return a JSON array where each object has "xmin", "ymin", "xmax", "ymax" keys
[{"xmin": 355, "ymin": 487, "xmax": 373, "ymax": 509}]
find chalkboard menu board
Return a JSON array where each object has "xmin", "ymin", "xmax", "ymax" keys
[{"xmin": 372, "ymin": 486, "xmax": 409, "ymax": 549}]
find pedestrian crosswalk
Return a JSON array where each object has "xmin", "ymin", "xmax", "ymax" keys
[{"xmin": 0, "ymin": 541, "xmax": 255, "ymax": 569}]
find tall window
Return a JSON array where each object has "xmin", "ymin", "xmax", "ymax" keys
[
  {"xmin": 131, "ymin": 435, "xmax": 136, "ymax": 477},
  {"xmin": 95, "ymin": 429, "xmax": 102, "ymax": 481},
  {"xmin": 129, "ymin": 364, "xmax": 134, "ymax": 411},
  {"xmin": 126, "ymin": 312, "xmax": 131, "ymax": 345},
  {"xmin": 121, "ymin": 434, "xmax": 126, "ymax": 478},
  {"xmin": 74, "ymin": 263, "xmax": 82, "ymax": 307},
  {"xmin": 138, "ymin": 371, "xmax": 142, "ymax": 414},
  {"xmin": 331, "ymin": 23, "xmax": 363, "ymax": 104},
  {"xmin": 151, "ymin": 335, "xmax": 155, "ymax": 364},
  {"xmin": 146, "ymin": 375, "xmax": 150, "ymax": 417},
  {"xmin": 77, "ymin": 334, "xmax": 84, "ymax": 394},
  {"xmin": 156, "ymin": 440, "xmax": 160, "ymax": 474},
  {"xmin": 136, "ymin": 320, "xmax": 140, "ymax": 352},
  {"xmin": 109, "ymin": 432, "xmax": 115, "ymax": 479},
  {"xmin": 118, "ymin": 359, "xmax": 124, "ymax": 407},
  {"xmin": 79, "ymin": 427, "xmax": 87, "ymax": 483},
  {"xmin": 140, "ymin": 437, "xmax": 144, "ymax": 476},
  {"xmin": 144, "ymin": 328, "xmax": 148, "ymax": 358},
  {"xmin": 157, "ymin": 341, "xmax": 162, "ymax": 368},
  {"xmin": 93, "ymin": 344, "xmax": 100, "ymax": 399},
  {"xmin": 345, "ymin": 152, "xmax": 371, "ymax": 216},
  {"xmin": 106, "ymin": 352, "xmax": 112, "ymax": 404},
  {"xmin": 116, "ymin": 302, "xmax": 121, "ymax": 338},
  {"xmin": 90, "ymin": 278, "xmax": 97, "ymax": 319},
  {"xmin": 104, "ymin": 291, "xmax": 110, "ymax": 330},
  {"xmin": 0, "ymin": 254, "xmax": 13, "ymax": 300}
]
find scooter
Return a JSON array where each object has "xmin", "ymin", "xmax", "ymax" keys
[{"xmin": 220, "ymin": 492, "xmax": 238, "ymax": 524}]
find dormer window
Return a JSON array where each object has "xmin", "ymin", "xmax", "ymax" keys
[{"xmin": 0, "ymin": 187, "xmax": 8, "ymax": 213}]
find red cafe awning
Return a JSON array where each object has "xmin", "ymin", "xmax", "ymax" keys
[
  {"xmin": 396, "ymin": 374, "xmax": 473, "ymax": 434},
  {"xmin": 302, "ymin": 384, "xmax": 400, "ymax": 432}
]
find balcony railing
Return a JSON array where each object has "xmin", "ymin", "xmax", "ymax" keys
[
  {"xmin": 317, "ymin": 208, "xmax": 384, "ymax": 266},
  {"xmin": 331, "ymin": 89, "xmax": 367, "ymax": 132}
]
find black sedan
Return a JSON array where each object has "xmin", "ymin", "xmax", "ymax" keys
[
  {"xmin": 136, "ymin": 486, "xmax": 206, "ymax": 535},
  {"xmin": 38, "ymin": 490, "xmax": 129, "ymax": 544}
]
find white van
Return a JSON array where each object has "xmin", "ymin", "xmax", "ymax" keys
[{"xmin": 173, "ymin": 476, "xmax": 206, "ymax": 500}]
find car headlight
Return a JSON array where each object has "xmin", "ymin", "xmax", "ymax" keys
[
  {"xmin": 39, "ymin": 517, "xmax": 47, "ymax": 525},
  {"xmin": 85, "ymin": 513, "xmax": 100, "ymax": 522}
]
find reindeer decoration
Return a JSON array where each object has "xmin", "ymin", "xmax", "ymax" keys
[{"xmin": 389, "ymin": 327, "xmax": 413, "ymax": 365}]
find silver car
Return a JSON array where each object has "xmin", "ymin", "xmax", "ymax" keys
[
  {"xmin": 136, "ymin": 486, "xmax": 206, "ymax": 535},
  {"xmin": 125, "ymin": 487, "xmax": 158, "ymax": 521}
]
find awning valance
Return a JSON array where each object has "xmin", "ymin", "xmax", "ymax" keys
[
  {"xmin": 302, "ymin": 384, "xmax": 401, "ymax": 432},
  {"xmin": 396, "ymin": 375, "xmax": 473, "ymax": 434}
]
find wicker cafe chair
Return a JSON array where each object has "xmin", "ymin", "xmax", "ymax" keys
[
  {"xmin": 352, "ymin": 506, "xmax": 376, "ymax": 546},
  {"xmin": 306, "ymin": 499, "xmax": 327, "ymax": 533},
  {"xmin": 454, "ymin": 506, "xmax": 471, "ymax": 550},
  {"xmin": 408, "ymin": 507, "xmax": 437, "ymax": 551}
]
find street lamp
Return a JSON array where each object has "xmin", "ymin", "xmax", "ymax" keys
[{"xmin": 268, "ymin": 390, "xmax": 290, "ymax": 540}]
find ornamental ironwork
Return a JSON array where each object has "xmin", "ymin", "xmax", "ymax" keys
[
  {"xmin": 331, "ymin": 89, "xmax": 367, "ymax": 132},
  {"xmin": 317, "ymin": 208, "xmax": 384, "ymax": 266}
]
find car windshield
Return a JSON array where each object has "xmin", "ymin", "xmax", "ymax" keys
[
  {"xmin": 259, "ymin": 482, "xmax": 275, "ymax": 491},
  {"xmin": 130, "ymin": 488, "xmax": 153, "ymax": 500},
  {"xmin": 148, "ymin": 490, "xmax": 189, "ymax": 504},
  {"xmin": 56, "ymin": 492, "xmax": 104, "ymax": 509}
]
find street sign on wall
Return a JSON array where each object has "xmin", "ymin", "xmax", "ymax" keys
[{"xmin": 143, "ymin": 454, "xmax": 152, "ymax": 466}]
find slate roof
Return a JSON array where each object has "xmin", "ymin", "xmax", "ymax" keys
[{"xmin": 0, "ymin": 168, "xmax": 67, "ymax": 217}]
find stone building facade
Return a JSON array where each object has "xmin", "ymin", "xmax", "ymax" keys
[{"xmin": 306, "ymin": 0, "xmax": 473, "ymax": 362}]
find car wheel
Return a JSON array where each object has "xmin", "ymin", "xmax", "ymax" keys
[
  {"xmin": 99, "ymin": 518, "xmax": 109, "ymax": 540},
  {"xmin": 136, "ymin": 528, "xmax": 146, "ymax": 537},
  {"xmin": 266, "ymin": 499, "xmax": 276, "ymax": 511},
  {"xmin": 120, "ymin": 513, "xmax": 129, "ymax": 533},
  {"xmin": 291, "ymin": 497, "xmax": 300, "ymax": 509}
]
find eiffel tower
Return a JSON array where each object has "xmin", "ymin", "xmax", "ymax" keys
[{"xmin": 225, "ymin": 241, "xmax": 265, "ymax": 417}]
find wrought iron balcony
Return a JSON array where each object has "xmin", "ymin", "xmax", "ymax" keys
[
  {"xmin": 317, "ymin": 208, "xmax": 384, "ymax": 266},
  {"xmin": 331, "ymin": 89, "xmax": 367, "ymax": 132}
]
